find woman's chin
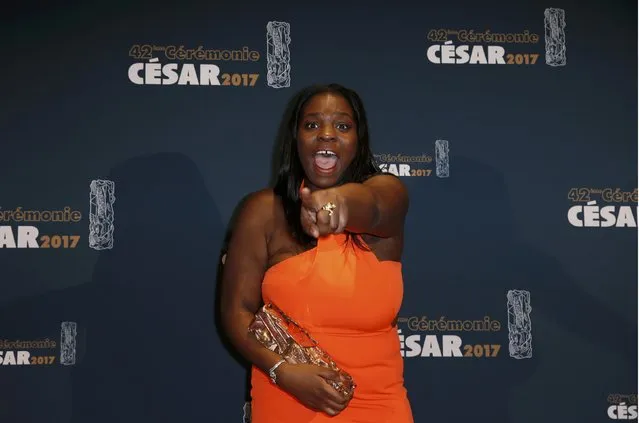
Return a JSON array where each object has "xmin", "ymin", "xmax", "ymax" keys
[{"xmin": 305, "ymin": 170, "xmax": 342, "ymax": 189}]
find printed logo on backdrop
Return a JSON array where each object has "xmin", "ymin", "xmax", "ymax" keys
[
  {"xmin": 89, "ymin": 179, "xmax": 115, "ymax": 250},
  {"xmin": 375, "ymin": 139, "xmax": 449, "ymax": 179},
  {"xmin": 397, "ymin": 289, "xmax": 532, "ymax": 359},
  {"xmin": 397, "ymin": 315, "xmax": 502, "ymax": 358},
  {"xmin": 0, "ymin": 179, "xmax": 115, "ymax": 250},
  {"xmin": 567, "ymin": 187, "xmax": 637, "ymax": 228},
  {"xmin": 126, "ymin": 20, "xmax": 291, "ymax": 88},
  {"xmin": 0, "ymin": 322, "xmax": 77, "ymax": 367},
  {"xmin": 607, "ymin": 394, "xmax": 638, "ymax": 420},
  {"xmin": 506, "ymin": 290, "xmax": 532, "ymax": 359},
  {"xmin": 0, "ymin": 207, "xmax": 82, "ymax": 249},
  {"xmin": 426, "ymin": 7, "xmax": 566, "ymax": 67},
  {"xmin": 243, "ymin": 401, "xmax": 252, "ymax": 423},
  {"xmin": 266, "ymin": 21, "xmax": 291, "ymax": 89}
]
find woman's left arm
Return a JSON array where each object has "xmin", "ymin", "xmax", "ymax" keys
[{"xmin": 300, "ymin": 174, "xmax": 409, "ymax": 238}]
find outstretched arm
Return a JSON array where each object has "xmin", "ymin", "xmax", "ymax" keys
[{"xmin": 300, "ymin": 174, "xmax": 409, "ymax": 238}]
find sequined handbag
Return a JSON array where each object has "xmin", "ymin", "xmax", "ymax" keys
[{"xmin": 248, "ymin": 303, "xmax": 356, "ymax": 398}]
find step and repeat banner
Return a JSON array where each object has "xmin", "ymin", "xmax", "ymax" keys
[{"xmin": 1, "ymin": 1, "xmax": 637, "ymax": 422}]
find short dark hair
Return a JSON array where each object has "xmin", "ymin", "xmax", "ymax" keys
[{"xmin": 271, "ymin": 83, "xmax": 382, "ymax": 249}]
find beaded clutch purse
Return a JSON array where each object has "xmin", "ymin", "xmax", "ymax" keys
[{"xmin": 248, "ymin": 303, "xmax": 356, "ymax": 398}]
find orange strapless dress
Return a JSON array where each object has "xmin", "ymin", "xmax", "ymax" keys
[{"xmin": 250, "ymin": 233, "xmax": 413, "ymax": 423}]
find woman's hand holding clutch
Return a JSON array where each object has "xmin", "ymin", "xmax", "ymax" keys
[{"xmin": 275, "ymin": 362, "xmax": 353, "ymax": 416}]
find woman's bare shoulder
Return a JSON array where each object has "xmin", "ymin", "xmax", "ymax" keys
[{"xmin": 230, "ymin": 188, "xmax": 283, "ymax": 234}]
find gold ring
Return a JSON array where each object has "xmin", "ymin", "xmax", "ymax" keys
[{"xmin": 321, "ymin": 202, "xmax": 336, "ymax": 216}]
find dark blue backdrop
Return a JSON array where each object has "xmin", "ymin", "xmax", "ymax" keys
[{"xmin": 1, "ymin": 1, "xmax": 636, "ymax": 422}]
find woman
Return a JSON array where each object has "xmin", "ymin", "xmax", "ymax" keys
[{"xmin": 220, "ymin": 83, "xmax": 413, "ymax": 422}]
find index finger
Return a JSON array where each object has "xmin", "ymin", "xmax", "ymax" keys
[{"xmin": 300, "ymin": 187, "xmax": 317, "ymax": 211}]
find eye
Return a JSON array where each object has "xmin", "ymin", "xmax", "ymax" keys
[
  {"xmin": 304, "ymin": 121, "xmax": 319, "ymax": 129},
  {"xmin": 336, "ymin": 122, "xmax": 351, "ymax": 131}
]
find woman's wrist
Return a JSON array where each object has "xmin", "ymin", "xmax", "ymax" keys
[{"xmin": 271, "ymin": 360, "xmax": 293, "ymax": 385}]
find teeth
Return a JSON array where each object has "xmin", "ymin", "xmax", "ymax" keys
[{"xmin": 316, "ymin": 150, "xmax": 336, "ymax": 156}]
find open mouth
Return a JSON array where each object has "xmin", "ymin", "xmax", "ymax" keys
[{"xmin": 313, "ymin": 150, "xmax": 338, "ymax": 172}]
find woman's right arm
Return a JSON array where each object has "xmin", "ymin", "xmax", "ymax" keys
[
  {"xmin": 219, "ymin": 190, "xmax": 352, "ymax": 416},
  {"xmin": 219, "ymin": 190, "xmax": 284, "ymax": 375}
]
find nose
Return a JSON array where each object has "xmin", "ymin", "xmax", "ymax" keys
[{"xmin": 318, "ymin": 124, "xmax": 336, "ymax": 141}]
